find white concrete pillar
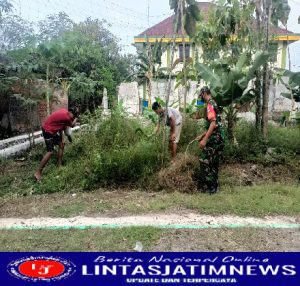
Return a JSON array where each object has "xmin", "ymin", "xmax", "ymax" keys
[{"xmin": 102, "ymin": 88, "xmax": 108, "ymax": 111}]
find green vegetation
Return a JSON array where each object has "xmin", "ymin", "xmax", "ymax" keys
[
  {"xmin": 0, "ymin": 227, "xmax": 162, "ymax": 252},
  {"xmin": 224, "ymin": 121, "xmax": 300, "ymax": 164},
  {"xmin": 1, "ymin": 183, "xmax": 299, "ymax": 218},
  {"xmin": 0, "ymin": 0, "xmax": 299, "ymax": 222},
  {"xmin": 0, "ymin": 114, "xmax": 299, "ymax": 198},
  {"xmin": 0, "ymin": 110, "xmax": 167, "ymax": 194},
  {"xmin": 0, "ymin": 0, "xmax": 136, "ymax": 139},
  {"xmin": 0, "ymin": 227, "xmax": 299, "ymax": 252}
]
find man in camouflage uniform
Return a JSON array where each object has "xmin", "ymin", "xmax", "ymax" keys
[{"xmin": 194, "ymin": 86, "xmax": 225, "ymax": 194}]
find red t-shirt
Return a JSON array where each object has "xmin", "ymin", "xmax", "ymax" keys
[{"xmin": 43, "ymin": 108, "xmax": 73, "ymax": 134}]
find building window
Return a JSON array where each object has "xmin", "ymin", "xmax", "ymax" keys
[{"xmin": 179, "ymin": 44, "xmax": 190, "ymax": 61}]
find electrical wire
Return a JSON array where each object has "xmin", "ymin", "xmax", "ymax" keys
[{"xmin": 12, "ymin": 0, "xmax": 173, "ymax": 54}]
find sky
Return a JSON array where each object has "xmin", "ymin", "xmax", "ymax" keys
[{"xmin": 14, "ymin": 0, "xmax": 300, "ymax": 71}]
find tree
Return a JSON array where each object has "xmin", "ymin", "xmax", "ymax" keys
[
  {"xmin": 37, "ymin": 12, "xmax": 74, "ymax": 43},
  {"xmin": 133, "ymin": 39, "xmax": 168, "ymax": 106},
  {"xmin": 0, "ymin": 0, "xmax": 13, "ymax": 21},
  {"xmin": 0, "ymin": 1, "xmax": 33, "ymax": 50},
  {"xmin": 1, "ymin": 10, "xmax": 134, "ymax": 117},
  {"xmin": 194, "ymin": 0, "xmax": 255, "ymax": 64},
  {"xmin": 252, "ymin": 0, "xmax": 290, "ymax": 139},
  {"xmin": 260, "ymin": 0, "xmax": 272, "ymax": 140},
  {"xmin": 0, "ymin": 15, "xmax": 34, "ymax": 50},
  {"xmin": 271, "ymin": 0, "xmax": 290, "ymax": 26},
  {"xmin": 169, "ymin": 0, "xmax": 201, "ymax": 37},
  {"xmin": 169, "ymin": 0, "xmax": 201, "ymax": 112},
  {"xmin": 195, "ymin": 51, "xmax": 269, "ymax": 141},
  {"xmin": 188, "ymin": 0, "xmax": 261, "ymax": 139},
  {"xmin": 50, "ymin": 19, "xmax": 135, "ymax": 112}
]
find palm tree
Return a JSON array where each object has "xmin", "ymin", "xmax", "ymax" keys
[{"xmin": 169, "ymin": 0, "xmax": 201, "ymax": 112}]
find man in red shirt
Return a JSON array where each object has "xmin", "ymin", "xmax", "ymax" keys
[{"xmin": 34, "ymin": 107, "xmax": 78, "ymax": 181}]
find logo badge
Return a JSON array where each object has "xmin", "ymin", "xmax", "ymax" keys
[{"xmin": 7, "ymin": 256, "xmax": 76, "ymax": 282}]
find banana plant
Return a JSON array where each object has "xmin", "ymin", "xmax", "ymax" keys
[
  {"xmin": 175, "ymin": 61, "xmax": 198, "ymax": 90},
  {"xmin": 275, "ymin": 69, "xmax": 300, "ymax": 123},
  {"xmin": 276, "ymin": 69, "xmax": 300, "ymax": 103},
  {"xmin": 195, "ymin": 50, "xmax": 269, "ymax": 141},
  {"xmin": 195, "ymin": 51, "xmax": 269, "ymax": 107}
]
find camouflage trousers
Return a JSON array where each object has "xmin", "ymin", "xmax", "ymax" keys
[{"xmin": 194, "ymin": 133, "xmax": 224, "ymax": 193}]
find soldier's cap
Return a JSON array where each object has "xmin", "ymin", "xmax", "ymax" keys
[{"xmin": 199, "ymin": 86, "xmax": 211, "ymax": 97}]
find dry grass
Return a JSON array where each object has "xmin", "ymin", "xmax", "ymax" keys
[{"xmin": 158, "ymin": 154, "xmax": 198, "ymax": 192}]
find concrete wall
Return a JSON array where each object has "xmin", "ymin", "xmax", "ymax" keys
[
  {"xmin": 8, "ymin": 95, "xmax": 40, "ymax": 133},
  {"xmin": 0, "ymin": 81, "xmax": 68, "ymax": 136},
  {"xmin": 119, "ymin": 79, "xmax": 200, "ymax": 112},
  {"xmin": 118, "ymin": 78, "xmax": 300, "ymax": 119},
  {"xmin": 118, "ymin": 82, "xmax": 140, "ymax": 115}
]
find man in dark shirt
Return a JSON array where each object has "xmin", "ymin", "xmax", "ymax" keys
[{"xmin": 34, "ymin": 107, "xmax": 78, "ymax": 182}]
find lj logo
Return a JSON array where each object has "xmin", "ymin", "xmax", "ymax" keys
[{"xmin": 7, "ymin": 256, "xmax": 76, "ymax": 282}]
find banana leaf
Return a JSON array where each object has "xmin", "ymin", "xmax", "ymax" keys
[
  {"xmin": 246, "ymin": 50, "xmax": 269, "ymax": 82},
  {"xmin": 235, "ymin": 53, "xmax": 248, "ymax": 73},
  {"xmin": 195, "ymin": 62, "xmax": 222, "ymax": 88}
]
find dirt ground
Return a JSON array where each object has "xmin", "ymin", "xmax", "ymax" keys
[
  {"xmin": 158, "ymin": 157, "xmax": 299, "ymax": 192},
  {"xmin": 220, "ymin": 163, "xmax": 299, "ymax": 186},
  {"xmin": 0, "ymin": 161, "xmax": 299, "ymax": 252}
]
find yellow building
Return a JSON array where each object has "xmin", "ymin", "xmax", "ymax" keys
[{"xmin": 134, "ymin": 2, "xmax": 300, "ymax": 71}]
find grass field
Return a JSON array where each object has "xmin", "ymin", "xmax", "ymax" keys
[
  {"xmin": 0, "ymin": 184, "xmax": 299, "ymax": 218},
  {"xmin": 1, "ymin": 227, "xmax": 299, "ymax": 252}
]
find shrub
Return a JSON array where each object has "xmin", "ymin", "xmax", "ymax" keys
[
  {"xmin": 32, "ymin": 109, "xmax": 168, "ymax": 193},
  {"xmin": 223, "ymin": 121, "xmax": 300, "ymax": 163},
  {"xmin": 268, "ymin": 125, "xmax": 300, "ymax": 155},
  {"xmin": 223, "ymin": 121, "xmax": 267, "ymax": 162},
  {"xmin": 84, "ymin": 139, "xmax": 165, "ymax": 189},
  {"xmin": 177, "ymin": 117, "xmax": 205, "ymax": 156}
]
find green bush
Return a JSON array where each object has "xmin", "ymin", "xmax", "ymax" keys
[
  {"xmin": 84, "ymin": 139, "xmax": 164, "ymax": 190},
  {"xmin": 268, "ymin": 125, "xmax": 300, "ymax": 155},
  {"xmin": 223, "ymin": 121, "xmax": 300, "ymax": 163},
  {"xmin": 43, "ymin": 115, "xmax": 300, "ymax": 194},
  {"xmin": 223, "ymin": 121, "xmax": 266, "ymax": 162},
  {"xmin": 2, "ymin": 110, "xmax": 299, "ymax": 196},
  {"xmin": 32, "ymin": 109, "xmax": 167, "ymax": 193}
]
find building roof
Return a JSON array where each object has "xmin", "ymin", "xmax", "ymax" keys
[
  {"xmin": 135, "ymin": 1, "xmax": 297, "ymax": 40},
  {"xmin": 137, "ymin": 2, "xmax": 211, "ymax": 37}
]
